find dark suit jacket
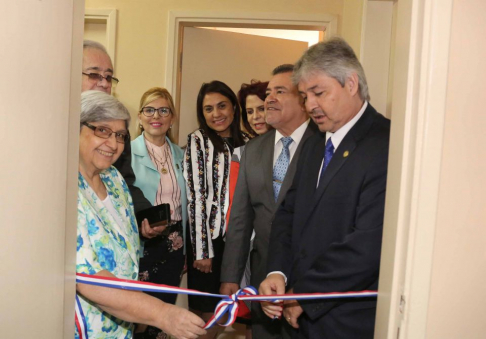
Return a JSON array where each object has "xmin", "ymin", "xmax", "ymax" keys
[
  {"xmin": 267, "ymin": 104, "xmax": 390, "ymax": 339},
  {"xmin": 221, "ymin": 121, "xmax": 317, "ymax": 338},
  {"xmin": 114, "ymin": 137, "xmax": 152, "ymax": 214}
]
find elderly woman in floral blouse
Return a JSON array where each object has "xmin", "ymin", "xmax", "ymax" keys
[{"xmin": 76, "ymin": 90, "xmax": 205, "ymax": 339}]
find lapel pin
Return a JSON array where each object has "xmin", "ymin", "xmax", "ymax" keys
[{"xmin": 343, "ymin": 151, "xmax": 349, "ymax": 158}]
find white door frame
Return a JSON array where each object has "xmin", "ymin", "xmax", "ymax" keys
[
  {"xmin": 84, "ymin": 8, "xmax": 117, "ymax": 65},
  {"xmin": 375, "ymin": 0, "xmax": 454, "ymax": 337}
]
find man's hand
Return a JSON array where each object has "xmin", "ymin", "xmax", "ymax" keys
[
  {"xmin": 259, "ymin": 273, "xmax": 286, "ymax": 319},
  {"xmin": 193, "ymin": 258, "xmax": 212, "ymax": 273},
  {"xmin": 283, "ymin": 288, "xmax": 303, "ymax": 329},
  {"xmin": 140, "ymin": 218, "xmax": 167, "ymax": 239},
  {"xmin": 220, "ymin": 282, "xmax": 239, "ymax": 295},
  {"xmin": 158, "ymin": 303, "xmax": 206, "ymax": 339}
]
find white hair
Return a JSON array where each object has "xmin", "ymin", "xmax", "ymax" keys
[
  {"xmin": 80, "ymin": 91, "xmax": 130, "ymax": 129},
  {"xmin": 83, "ymin": 40, "xmax": 109, "ymax": 55},
  {"xmin": 293, "ymin": 37, "xmax": 370, "ymax": 102}
]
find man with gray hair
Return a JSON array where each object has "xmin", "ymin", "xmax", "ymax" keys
[
  {"xmin": 82, "ymin": 40, "xmax": 153, "ymax": 216},
  {"xmin": 82, "ymin": 40, "xmax": 117, "ymax": 94},
  {"xmin": 260, "ymin": 37, "xmax": 390, "ymax": 338}
]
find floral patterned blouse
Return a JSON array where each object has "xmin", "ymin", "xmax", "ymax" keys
[
  {"xmin": 76, "ymin": 167, "xmax": 140, "ymax": 339},
  {"xmin": 183, "ymin": 129, "xmax": 232, "ymax": 260}
]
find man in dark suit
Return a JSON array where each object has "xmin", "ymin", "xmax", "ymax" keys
[
  {"xmin": 82, "ymin": 41, "xmax": 160, "ymax": 237},
  {"xmin": 260, "ymin": 37, "xmax": 391, "ymax": 338},
  {"xmin": 220, "ymin": 64, "xmax": 317, "ymax": 338}
]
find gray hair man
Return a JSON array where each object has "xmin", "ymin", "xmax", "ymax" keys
[
  {"xmin": 82, "ymin": 40, "xmax": 118, "ymax": 94},
  {"xmin": 220, "ymin": 64, "xmax": 317, "ymax": 339},
  {"xmin": 81, "ymin": 40, "xmax": 154, "ymax": 223},
  {"xmin": 260, "ymin": 37, "xmax": 391, "ymax": 339}
]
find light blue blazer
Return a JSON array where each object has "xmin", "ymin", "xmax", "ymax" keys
[{"xmin": 131, "ymin": 133, "xmax": 187, "ymax": 253}]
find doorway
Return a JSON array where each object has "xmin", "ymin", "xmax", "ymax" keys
[
  {"xmin": 164, "ymin": 11, "xmax": 337, "ymax": 144},
  {"xmin": 177, "ymin": 26, "xmax": 319, "ymax": 145}
]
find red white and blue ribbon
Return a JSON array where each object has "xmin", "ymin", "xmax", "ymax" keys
[
  {"xmin": 75, "ymin": 273, "xmax": 377, "ymax": 338},
  {"xmin": 75, "ymin": 294, "xmax": 88, "ymax": 339}
]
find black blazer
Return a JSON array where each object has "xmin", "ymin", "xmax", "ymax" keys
[
  {"xmin": 114, "ymin": 137, "xmax": 152, "ymax": 214},
  {"xmin": 267, "ymin": 104, "xmax": 390, "ymax": 339}
]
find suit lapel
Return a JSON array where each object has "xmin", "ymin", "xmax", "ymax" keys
[
  {"xmin": 133, "ymin": 134, "xmax": 158, "ymax": 173},
  {"xmin": 261, "ymin": 130, "xmax": 277, "ymax": 206},
  {"xmin": 302, "ymin": 105, "xmax": 378, "ymax": 226},
  {"xmin": 140, "ymin": 153, "xmax": 158, "ymax": 173},
  {"xmin": 312, "ymin": 137, "xmax": 357, "ymax": 202},
  {"xmin": 276, "ymin": 121, "xmax": 317, "ymax": 206}
]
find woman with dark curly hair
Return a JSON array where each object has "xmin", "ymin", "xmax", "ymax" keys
[{"xmin": 238, "ymin": 80, "xmax": 271, "ymax": 136}]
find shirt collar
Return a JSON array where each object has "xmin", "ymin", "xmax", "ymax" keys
[
  {"xmin": 326, "ymin": 101, "xmax": 368, "ymax": 150},
  {"xmin": 275, "ymin": 119, "xmax": 310, "ymax": 145}
]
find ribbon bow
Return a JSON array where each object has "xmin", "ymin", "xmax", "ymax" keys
[{"xmin": 204, "ymin": 286, "xmax": 257, "ymax": 329}]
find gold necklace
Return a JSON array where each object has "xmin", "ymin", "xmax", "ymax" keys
[
  {"xmin": 162, "ymin": 143, "xmax": 172, "ymax": 174},
  {"xmin": 149, "ymin": 143, "xmax": 170, "ymax": 175}
]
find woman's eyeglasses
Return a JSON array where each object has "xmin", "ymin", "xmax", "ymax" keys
[
  {"xmin": 82, "ymin": 122, "xmax": 128, "ymax": 144},
  {"xmin": 140, "ymin": 107, "xmax": 172, "ymax": 117}
]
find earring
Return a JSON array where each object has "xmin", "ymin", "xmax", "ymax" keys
[
  {"xmin": 139, "ymin": 124, "xmax": 143, "ymax": 129},
  {"xmin": 170, "ymin": 125, "xmax": 173, "ymax": 129}
]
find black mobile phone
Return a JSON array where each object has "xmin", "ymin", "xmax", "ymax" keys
[{"xmin": 135, "ymin": 203, "xmax": 171, "ymax": 228}]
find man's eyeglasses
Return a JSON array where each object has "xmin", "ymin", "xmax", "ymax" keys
[
  {"xmin": 140, "ymin": 107, "xmax": 172, "ymax": 117},
  {"xmin": 82, "ymin": 72, "xmax": 119, "ymax": 85},
  {"xmin": 82, "ymin": 122, "xmax": 128, "ymax": 144}
]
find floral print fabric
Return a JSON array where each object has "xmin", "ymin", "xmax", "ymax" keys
[{"xmin": 76, "ymin": 167, "xmax": 140, "ymax": 339}]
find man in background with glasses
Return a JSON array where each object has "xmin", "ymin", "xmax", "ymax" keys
[
  {"xmin": 82, "ymin": 40, "xmax": 153, "ymax": 219},
  {"xmin": 82, "ymin": 40, "xmax": 118, "ymax": 94}
]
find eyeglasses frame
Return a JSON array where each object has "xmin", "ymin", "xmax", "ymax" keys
[
  {"xmin": 140, "ymin": 106, "xmax": 172, "ymax": 118},
  {"xmin": 82, "ymin": 122, "xmax": 129, "ymax": 144},
  {"xmin": 82, "ymin": 72, "xmax": 120, "ymax": 85}
]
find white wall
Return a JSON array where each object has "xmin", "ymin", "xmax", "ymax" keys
[
  {"xmin": 425, "ymin": 0, "xmax": 486, "ymax": 336},
  {"xmin": 0, "ymin": 0, "xmax": 83, "ymax": 337},
  {"xmin": 376, "ymin": 0, "xmax": 486, "ymax": 338}
]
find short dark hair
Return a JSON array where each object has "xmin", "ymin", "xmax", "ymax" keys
[
  {"xmin": 196, "ymin": 80, "xmax": 245, "ymax": 152},
  {"xmin": 272, "ymin": 64, "xmax": 294, "ymax": 76},
  {"xmin": 237, "ymin": 80, "xmax": 269, "ymax": 135}
]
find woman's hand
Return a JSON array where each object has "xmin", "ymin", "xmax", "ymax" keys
[
  {"xmin": 158, "ymin": 303, "xmax": 207, "ymax": 339},
  {"xmin": 193, "ymin": 258, "xmax": 212, "ymax": 273},
  {"xmin": 140, "ymin": 218, "xmax": 167, "ymax": 239},
  {"xmin": 77, "ymin": 270, "xmax": 206, "ymax": 338}
]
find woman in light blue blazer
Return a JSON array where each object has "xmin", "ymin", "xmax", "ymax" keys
[{"xmin": 131, "ymin": 87, "xmax": 187, "ymax": 339}]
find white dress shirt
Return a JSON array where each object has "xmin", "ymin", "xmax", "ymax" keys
[{"xmin": 273, "ymin": 119, "xmax": 310, "ymax": 165}]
